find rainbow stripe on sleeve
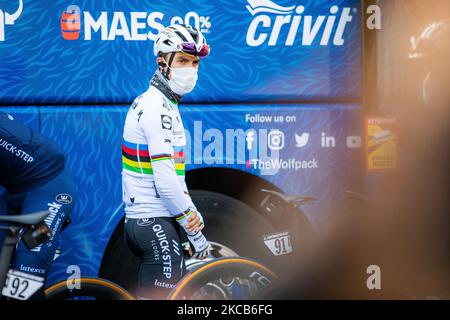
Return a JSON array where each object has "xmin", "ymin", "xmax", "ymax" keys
[
  {"xmin": 151, "ymin": 154, "xmax": 172, "ymax": 162},
  {"xmin": 173, "ymin": 145, "xmax": 185, "ymax": 176},
  {"xmin": 175, "ymin": 208, "xmax": 192, "ymax": 221},
  {"xmin": 122, "ymin": 140, "xmax": 153, "ymax": 174},
  {"xmin": 122, "ymin": 140, "xmax": 185, "ymax": 176}
]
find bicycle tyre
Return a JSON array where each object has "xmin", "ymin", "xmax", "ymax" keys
[
  {"xmin": 45, "ymin": 277, "xmax": 135, "ymax": 300},
  {"xmin": 168, "ymin": 257, "xmax": 277, "ymax": 300}
]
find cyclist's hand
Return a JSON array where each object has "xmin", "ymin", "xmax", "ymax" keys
[
  {"xmin": 187, "ymin": 232, "xmax": 210, "ymax": 260},
  {"xmin": 178, "ymin": 208, "xmax": 208, "ymax": 259},
  {"xmin": 186, "ymin": 210, "xmax": 205, "ymax": 233}
]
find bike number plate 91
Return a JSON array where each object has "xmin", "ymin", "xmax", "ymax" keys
[
  {"xmin": 263, "ymin": 231, "xmax": 293, "ymax": 256},
  {"xmin": 2, "ymin": 269, "xmax": 45, "ymax": 300}
]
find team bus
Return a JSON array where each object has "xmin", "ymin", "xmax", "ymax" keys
[{"xmin": 0, "ymin": 0, "xmax": 365, "ymax": 293}]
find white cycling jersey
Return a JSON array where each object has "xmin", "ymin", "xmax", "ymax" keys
[{"xmin": 122, "ymin": 84, "xmax": 196, "ymax": 219}]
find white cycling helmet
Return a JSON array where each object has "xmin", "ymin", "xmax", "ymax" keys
[{"xmin": 153, "ymin": 24, "xmax": 210, "ymax": 58}]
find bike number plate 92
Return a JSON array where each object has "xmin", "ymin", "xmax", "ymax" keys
[{"xmin": 2, "ymin": 269, "xmax": 44, "ymax": 300}]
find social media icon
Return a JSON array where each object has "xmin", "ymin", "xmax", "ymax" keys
[
  {"xmin": 268, "ymin": 130, "xmax": 284, "ymax": 150},
  {"xmin": 346, "ymin": 135, "xmax": 362, "ymax": 148},
  {"xmin": 246, "ymin": 131, "xmax": 255, "ymax": 150},
  {"xmin": 295, "ymin": 133, "xmax": 310, "ymax": 147},
  {"xmin": 321, "ymin": 132, "xmax": 336, "ymax": 148}
]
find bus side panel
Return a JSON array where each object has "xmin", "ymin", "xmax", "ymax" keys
[
  {"xmin": 181, "ymin": 104, "xmax": 364, "ymax": 225},
  {"xmin": 2, "ymin": 103, "xmax": 363, "ymax": 284},
  {"xmin": 0, "ymin": 0, "xmax": 361, "ymax": 104}
]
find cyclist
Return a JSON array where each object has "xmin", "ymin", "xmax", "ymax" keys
[
  {"xmin": 0, "ymin": 112, "xmax": 76, "ymax": 299},
  {"xmin": 122, "ymin": 24, "xmax": 211, "ymax": 300}
]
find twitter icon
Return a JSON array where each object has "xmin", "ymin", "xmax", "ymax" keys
[{"xmin": 295, "ymin": 133, "xmax": 310, "ymax": 147}]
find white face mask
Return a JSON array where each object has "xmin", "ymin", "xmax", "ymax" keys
[{"xmin": 168, "ymin": 67, "xmax": 198, "ymax": 96}]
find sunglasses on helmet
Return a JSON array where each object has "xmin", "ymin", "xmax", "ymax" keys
[{"xmin": 180, "ymin": 42, "xmax": 210, "ymax": 57}]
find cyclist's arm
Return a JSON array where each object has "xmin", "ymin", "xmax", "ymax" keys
[
  {"xmin": 182, "ymin": 180, "xmax": 206, "ymax": 226},
  {"xmin": 182, "ymin": 180, "xmax": 197, "ymax": 211}
]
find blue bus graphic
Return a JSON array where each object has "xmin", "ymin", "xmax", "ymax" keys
[{"xmin": 0, "ymin": 0, "xmax": 363, "ymax": 289}]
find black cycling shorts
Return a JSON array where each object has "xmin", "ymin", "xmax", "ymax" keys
[{"xmin": 124, "ymin": 216, "xmax": 185, "ymax": 300}]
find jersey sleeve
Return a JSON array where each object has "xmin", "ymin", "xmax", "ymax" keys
[
  {"xmin": 181, "ymin": 179, "xmax": 197, "ymax": 211},
  {"xmin": 138, "ymin": 98, "xmax": 192, "ymax": 220}
]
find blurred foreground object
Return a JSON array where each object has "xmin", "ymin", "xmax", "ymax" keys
[{"xmin": 259, "ymin": 0, "xmax": 449, "ymax": 299}]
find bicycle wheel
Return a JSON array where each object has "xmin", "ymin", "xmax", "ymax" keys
[
  {"xmin": 168, "ymin": 257, "xmax": 277, "ymax": 300},
  {"xmin": 45, "ymin": 277, "xmax": 135, "ymax": 300}
]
